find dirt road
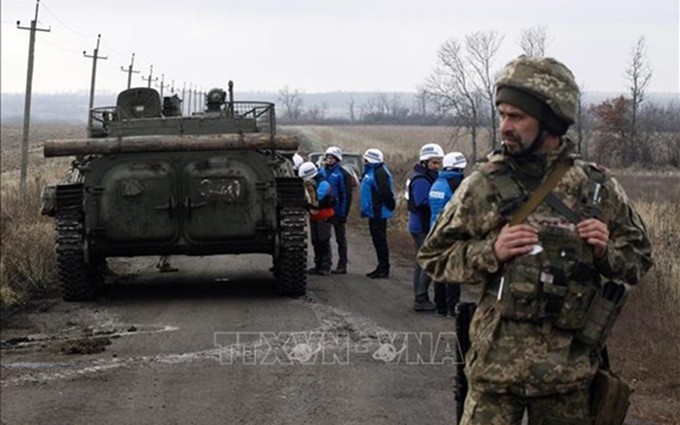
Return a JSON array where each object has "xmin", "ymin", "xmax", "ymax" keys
[{"xmin": 1, "ymin": 229, "xmax": 473, "ymax": 425}]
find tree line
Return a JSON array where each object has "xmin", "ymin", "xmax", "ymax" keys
[{"xmin": 278, "ymin": 26, "xmax": 679, "ymax": 168}]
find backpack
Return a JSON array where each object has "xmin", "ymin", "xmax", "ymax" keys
[{"xmin": 339, "ymin": 166, "xmax": 355, "ymax": 212}]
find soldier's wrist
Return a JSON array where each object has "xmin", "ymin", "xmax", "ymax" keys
[{"xmin": 472, "ymin": 239, "xmax": 501, "ymax": 274}]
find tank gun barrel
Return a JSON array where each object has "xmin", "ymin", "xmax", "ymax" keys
[{"xmin": 43, "ymin": 134, "xmax": 298, "ymax": 157}]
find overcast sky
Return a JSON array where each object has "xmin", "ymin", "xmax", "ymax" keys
[{"xmin": 1, "ymin": 0, "xmax": 678, "ymax": 96}]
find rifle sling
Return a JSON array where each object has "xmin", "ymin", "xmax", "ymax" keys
[
  {"xmin": 545, "ymin": 193, "xmax": 581, "ymax": 224},
  {"xmin": 509, "ymin": 161, "xmax": 571, "ymax": 226}
]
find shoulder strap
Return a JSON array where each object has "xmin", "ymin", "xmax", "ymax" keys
[{"xmin": 509, "ymin": 161, "xmax": 571, "ymax": 226}]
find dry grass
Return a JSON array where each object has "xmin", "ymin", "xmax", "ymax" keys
[
  {"xmin": 608, "ymin": 199, "xmax": 680, "ymax": 424},
  {"xmin": 1, "ymin": 124, "xmax": 75, "ymax": 308},
  {"xmin": 1, "ymin": 175, "xmax": 58, "ymax": 307}
]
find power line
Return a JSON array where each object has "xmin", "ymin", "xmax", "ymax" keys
[
  {"xmin": 39, "ymin": 0, "xmax": 96, "ymax": 38},
  {"xmin": 41, "ymin": 37, "xmax": 82, "ymax": 55}
]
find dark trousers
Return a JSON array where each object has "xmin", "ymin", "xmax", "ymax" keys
[
  {"xmin": 434, "ymin": 282, "xmax": 460, "ymax": 314},
  {"xmin": 368, "ymin": 218, "xmax": 390, "ymax": 272},
  {"xmin": 310, "ymin": 219, "xmax": 332, "ymax": 272},
  {"xmin": 411, "ymin": 233, "xmax": 431, "ymax": 303},
  {"xmin": 330, "ymin": 217, "xmax": 348, "ymax": 268}
]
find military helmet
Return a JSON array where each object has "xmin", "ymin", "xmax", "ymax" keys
[
  {"xmin": 495, "ymin": 55, "xmax": 579, "ymax": 131},
  {"xmin": 325, "ymin": 146, "xmax": 343, "ymax": 161},
  {"xmin": 363, "ymin": 148, "xmax": 384, "ymax": 164},
  {"xmin": 298, "ymin": 162, "xmax": 318, "ymax": 180}
]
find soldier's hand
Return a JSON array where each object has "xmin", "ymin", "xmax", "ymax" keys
[
  {"xmin": 577, "ymin": 218, "xmax": 609, "ymax": 259},
  {"xmin": 493, "ymin": 224, "xmax": 539, "ymax": 263}
]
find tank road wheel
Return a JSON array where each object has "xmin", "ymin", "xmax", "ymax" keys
[{"xmin": 276, "ymin": 207, "xmax": 308, "ymax": 297}]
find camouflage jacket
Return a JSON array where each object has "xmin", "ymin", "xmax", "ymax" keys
[{"xmin": 418, "ymin": 139, "xmax": 652, "ymax": 396}]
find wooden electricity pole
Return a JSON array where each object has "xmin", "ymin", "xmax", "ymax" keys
[
  {"xmin": 157, "ymin": 73, "xmax": 166, "ymax": 98},
  {"xmin": 83, "ymin": 34, "xmax": 107, "ymax": 134},
  {"xmin": 142, "ymin": 65, "xmax": 158, "ymax": 88},
  {"xmin": 16, "ymin": 0, "xmax": 50, "ymax": 195},
  {"xmin": 120, "ymin": 53, "xmax": 140, "ymax": 89}
]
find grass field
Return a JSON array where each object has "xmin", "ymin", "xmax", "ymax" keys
[{"xmin": 1, "ymin": 122, "xmax": 679, "ymax": 423}]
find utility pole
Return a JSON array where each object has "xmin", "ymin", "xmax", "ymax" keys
[
  {"xmin": 157, "ymin": 73, "xmax": 165, "ymax": 98},
  {"xmin": 187, "ymin": 83, "xmax": 193, "ymax": 115},
  {"xmin": 120, "ymin": 53, "xmax": 139, "ymax": 89},
  {"xmin": 170, "ymin": 79, "xmax": 175, "ymax": 93},
  {"xmin": 142, "ymin": 65, "xmax": 158, "ymax": 88},
  {"xmin": 17, "ymin": 0, "xmax": 50, "ymax": 195},
  {"xmin": 83, "ymin": 34, "xmax": 107, "ymax": 134},
  {"xmin": 181, "ymin": 83, "xmax": 186, "ymax": 114}
]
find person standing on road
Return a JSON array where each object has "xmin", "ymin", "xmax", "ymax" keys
[
  {"xmin": 323, "ymin": 146, "xmax": 353, "ymax": 275},
  {"xmin": 429, "ymin": 151, "xmax": 467, "ymax": 317},
  {"xmin": 418, "ymin": 55, "xmax": 652, "ymax": 424},
  {"xmin": 360, "ymin": 148, "xmax": 396, "ymax": 279},
  {"xmin": 407, "ymin": 143, "xmax": 444, "ymax": 311},
  {"xmin": 299, "ymin": 161, "xmax": 335, "ymax": 276}
]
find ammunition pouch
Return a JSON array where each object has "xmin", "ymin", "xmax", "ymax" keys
[
  {"xmin": 590, "ymin": 368, "xmax": 632, "ymax": 425},
  {"xmin": 577, "ymin": 281, "xmax": 628, "ymax": 347},
  {"xmin": 495, "ymin": 227, "xmax": 600, "ymax": 331}
]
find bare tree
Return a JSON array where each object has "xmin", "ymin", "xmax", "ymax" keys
[
  {"xmin": 625, "ymin": 36, "xmax": 653, "ymax": 149},
  {"xmin": 347, "ymin": 94, "xmax": 356, "ymax": 122},
  {"xmin": 519, "ymin": 25, "xmax": 550, "ymax": 57},
  {"xmin": 278, "ymin": 86, "xmax": 304, "ymax": 121},
  {"xmin": 306, "ymin": 102, "xmax": 327, "ymax": 122},
  {"xmin": 423, "ymin": 33, "xmax": 504, "ymax": 161},
  {"xmin": 466, "ymin": 30, "xmax": 504, "ymax": 149}
]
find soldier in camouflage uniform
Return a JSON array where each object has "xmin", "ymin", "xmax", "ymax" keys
[{"xmin": 418, "ymin": 56, "xmax": 653, "ymax": 424}]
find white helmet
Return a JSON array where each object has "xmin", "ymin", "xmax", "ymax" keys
[
  {"xmin": 419, "ymin": 143, "xmax": 444, "ymax": 161},
  {"xmin": 325, "ymin": 146, "xmax": 343, "ymax": 161},
  {"xmin": 443, "ymin": 151, "xmax": 467, "ymax": 169},
  {"xmin": 298, "ymin": 162, "xmax": 318, "ymax": 180},
  {"xmin": 363, "ymin": 148, "xmax": 384, "ymax": 164},
  {"xmin": 292, "ymin": 152, "xmax": 304, "ymax": 170}
]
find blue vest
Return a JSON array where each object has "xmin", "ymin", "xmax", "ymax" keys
[
  {"xmin": 360, "ymin": 163, "xmax": 394, "ymax": 219},
  {"xmin": 429, "ymin": 170, "xmax": 464, "ymax": 227}
]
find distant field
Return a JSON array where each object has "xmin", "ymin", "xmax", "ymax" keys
[{"xmin": 0, "ymin": 123, "xmax": 83, "ymax": 176}]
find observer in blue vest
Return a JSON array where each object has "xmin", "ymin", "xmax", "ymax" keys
[
  {"xmin": 407, "ymin": 143, "xmax": 443, "ymax": 311},
  {"xmin": 429, "ymin": 151, "xmax": 467, "ymax": 316},
  {"xmin": 360, "ymin": 148, "xmax": 396, "ymax": 279}
]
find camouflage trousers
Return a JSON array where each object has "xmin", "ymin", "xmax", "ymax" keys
[{"xmin": 461, "ymin": 386, "xmax": 591, "ymax": 425}]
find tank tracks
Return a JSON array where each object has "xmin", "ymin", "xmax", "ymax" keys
[
  {"xmin": 274, "ymin": 177, "xmax": 308, "ymax": 297},
  {"xmin": 276, "ymin": 206, "xmax": 308, "ymax": 297},
  {"xmin": 54, "ymin": 184, "xmax": 102, "ymax": 301}
]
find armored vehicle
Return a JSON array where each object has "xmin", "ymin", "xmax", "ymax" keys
[{"xmin": 42, "ymin": 83, "xmax": 308, "ymax": 300}]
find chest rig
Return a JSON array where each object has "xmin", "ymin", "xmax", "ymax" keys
[{"xmin": 480, "ymin": 156, "xmax": 608, "ymax": 334}]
